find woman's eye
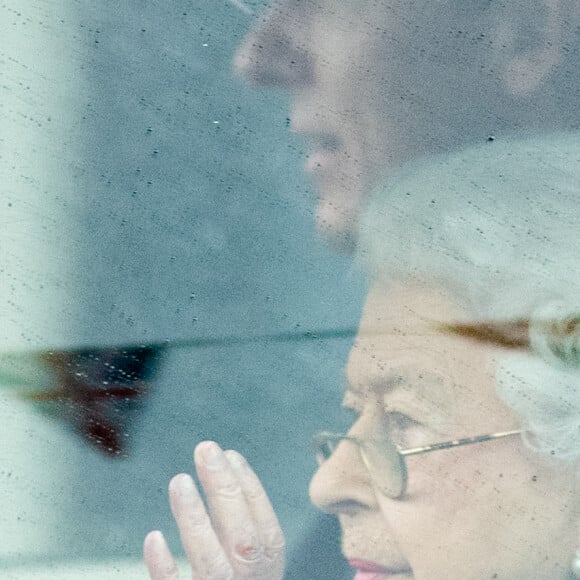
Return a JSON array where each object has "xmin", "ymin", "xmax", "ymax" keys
[{"xmin": 383, "ymin": 411, "xmax": 426, "ymax": 448}]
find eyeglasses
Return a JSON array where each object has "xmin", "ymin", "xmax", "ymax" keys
[{"xmin": 314, "ymin": 427, "xmax": 522, "ymax": 499}]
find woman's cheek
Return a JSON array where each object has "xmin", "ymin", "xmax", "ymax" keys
[
  {"xmin": 388, "ymin": 449, "xmax": 510, "ymax": 536},
  {"xmin": 402, "ymin": 451, "xmax": 475, "ymax": 502}
]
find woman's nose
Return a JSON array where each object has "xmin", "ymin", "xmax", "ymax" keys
[
  {"xmin": 233, "ymin": 1, "xmax": 314, "ymax": 89},
  {"xmin": 309, "ymin": 434, "xmax": 378, "ymax": 515}
]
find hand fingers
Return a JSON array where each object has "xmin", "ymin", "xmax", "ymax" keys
[
  {"xmin": 147, "ymin": 444, "xmax": 285, "ymax": 580},
  {"xmin": 143, "ymin": 530, "xmax": 180, "ymax": 580},
  {"xmin": 195, "ymin": 441, "xmax": 267, "ymax": 577},
  {"xmin": 168, "ymin": 472, "xmax": 234, "ymax": 579},
  {"xmin": 224, "ymin": 451, "xmax": 285, "ymax": 573}
]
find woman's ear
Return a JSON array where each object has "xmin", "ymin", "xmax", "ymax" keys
[{"xmin": 496, "ymin": 0, "xmax": 564, "ymax": 95}]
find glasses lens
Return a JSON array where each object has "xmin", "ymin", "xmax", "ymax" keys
[
  {"xmin": 362, "ymin": 437, "xmax": 407, "ymax": 499},
  {"xmin": 314, "ymin": 433, "xmax": 339, "ymax": 464},
  {"xmin": 313, "ymin": 431, "xmax": 406, "ymax": 499}
]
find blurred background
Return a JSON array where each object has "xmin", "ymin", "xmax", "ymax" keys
[{"xmin": 0, "ymin": 1, "xmax": 366, "ymax": 577}]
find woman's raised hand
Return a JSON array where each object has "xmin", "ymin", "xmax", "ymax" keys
[{"xmin": 144, "ymin": 441, "xmax": 285, "ymax": 580}]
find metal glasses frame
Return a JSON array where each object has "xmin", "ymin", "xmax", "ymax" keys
[{"xmin": 314, "ymin": 428, "xmax": 523, "ymax": 499}]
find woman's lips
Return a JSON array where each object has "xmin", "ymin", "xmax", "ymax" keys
[{"xmin": 348, "ymin": 558, "xmax": 411, "ymax": 579}]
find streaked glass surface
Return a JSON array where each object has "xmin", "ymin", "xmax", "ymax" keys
[{"xmin": 1, "ymin": 1, "xmax": 579, "ymax": 579}]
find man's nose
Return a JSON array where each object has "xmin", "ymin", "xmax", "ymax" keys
[
  {"xmin": 233, "ymin": 2, "xmax": 313, "ymax": 89},
  {"xmin": 309, "ymin": 430, "xmax": 378, "ymax": 515}
]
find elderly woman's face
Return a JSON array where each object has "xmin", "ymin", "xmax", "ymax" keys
[
  {"xmin": 309, "ymin": 282, "xmax": 577, "ymax": 579},
  {"xmin": 235, "ymin": 0, "xmax": 553, "ymax": 247}
]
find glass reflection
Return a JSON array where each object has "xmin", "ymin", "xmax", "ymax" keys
[{"xmin": 1, "ymin": 0, "xmax": 579, "ymax": 578}]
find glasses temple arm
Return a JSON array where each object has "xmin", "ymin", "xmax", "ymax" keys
[{"xmin": 400, "ymin": 429, "xmax": 523, "ymax": 457}]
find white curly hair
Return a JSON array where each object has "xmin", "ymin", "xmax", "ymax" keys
[{"xmin": 358, "ymin": 131, "xmax": 580, "ymax": 460}]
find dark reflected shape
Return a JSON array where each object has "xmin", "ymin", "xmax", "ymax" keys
[
  {"xmin": 21, "ymin": 347, "xmax": 161, "ymax": 457},
  {"xmin": 436, "ymin": 319, "xmax": 530, "ymax": 349},
  {"xmin": 7, "ymin": 329, "xmax": 360, "ymax": 459},
  {"xmin": 437, "ymin": 317, "xmax": 580, "ymax": 366},
  {"xmin": 14, "ymin": 316, "xmax": 577, "ymax": 458}
]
